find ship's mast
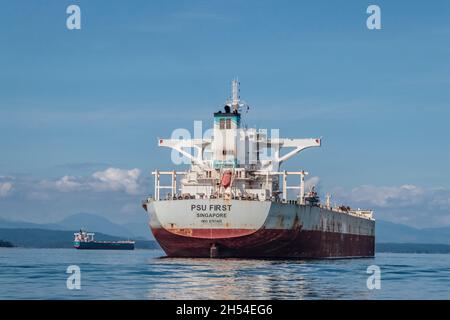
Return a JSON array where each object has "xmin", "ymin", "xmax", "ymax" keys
[{"xmin": 232, "ymin": 79, "xmax": 239, "ymax": 112}]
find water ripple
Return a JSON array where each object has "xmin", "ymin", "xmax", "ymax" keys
[{"xmin": 0, "ymin": 249, "xmax": 449, "ymax": 299}]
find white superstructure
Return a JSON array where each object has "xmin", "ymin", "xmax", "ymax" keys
[{"xmin": 152, "ymin": 80, "xmax": 372, "ymax": 219}]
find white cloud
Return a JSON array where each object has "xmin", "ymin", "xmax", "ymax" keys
[
  {"xmin": 0, "ymin": 182, "xmax": 13, "ymax": 197},
  {"xmin": 90, "ymin": 168, "xmax": 141, "ymax": 195},
  {"xmin": 344, "ymin": 184, "xmax": 425, "ymax": 208},
  {"xmin": 305, "ymin": 176, "xmax": 320, "ymax": 191},
  {"xmin": 41, "ymin": 175, "xmax": 84, "ymax": 192},
  {"xmin": 39, "ymin": 168, "xmax": 142, "ymax": 195},
  {"xmin": 56, "ymin": 175, "xmax": 83, "ymax": 191},
  {"xmin": 330, "ymin": 183, "xmax": 450, "ymax": 227}
]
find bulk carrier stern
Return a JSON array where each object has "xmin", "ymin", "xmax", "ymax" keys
[{"xmin": 142, "ymin": 80, "xmax": 375, "ymax": 258}]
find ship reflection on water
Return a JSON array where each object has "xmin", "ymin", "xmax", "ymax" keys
[{"xmin": 146, "ymin": 257, "xmax": 374, "ymax": 300}]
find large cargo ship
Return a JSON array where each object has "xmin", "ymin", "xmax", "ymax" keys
[
  {"xmin": 143, "ymin": 80, "xmax": 375, "ymax": 258},
  {"xmin": 73, "ymin": 230, "xmax": 135, "ymax": 250}
]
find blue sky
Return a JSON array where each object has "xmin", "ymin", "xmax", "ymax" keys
[{"xmin": 0, "ymin": 0, "xmax": 450, "ymax": 227}]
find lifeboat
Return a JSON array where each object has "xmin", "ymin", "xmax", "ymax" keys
[{"xmin": 220, "ymin": 170, "xmax": 232, "ymax": 188}]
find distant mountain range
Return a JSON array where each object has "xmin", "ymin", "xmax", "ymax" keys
[
  {"xmin": 0, "ymin": 213, "xmax": 152, "ymax": 240},
  {"xmin": 376, "ymin": 220, "xmax": 450, "ymax": 244},
  {"xmin": 1, "ymin": 213, "xmax": 450, "ymax": 245}
]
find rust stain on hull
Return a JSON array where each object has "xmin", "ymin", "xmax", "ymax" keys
[{"xmin": 166, "ymin": 228, "xmax": 257, "ymax": 239}]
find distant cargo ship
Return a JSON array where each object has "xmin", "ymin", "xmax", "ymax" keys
[
  {"xmin": 73, "ymin": 230, "xmax": 135, "ymax": 250},
  {"xmin": 142, "ymin": 80, "xmax": 375, "ymax": 258}
]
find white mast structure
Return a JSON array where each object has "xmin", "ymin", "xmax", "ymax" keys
[
  {"xmin": 154, "ymin": 80, "xmax": 321, "ymax": 203},
  {"xmin": 232, "ymin": 78, "xmax": 239, "ymax": 112}
]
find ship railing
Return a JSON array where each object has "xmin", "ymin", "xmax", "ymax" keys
[
  {"xmin": 349, "ymin": 209, "xmax": 374, "ymax": 219},
  {"xmin": 151, "ymin": 169, "xmax": 310, "ymax": 204},
  {"xmin": 328, "ymin": 207, "xmax": 374, "ymax": 220},
  {"xmin": 254, "ymin": 170, "xmax": 308, "ymax": 204},
  {"xmin": 151, "ymin": 170, "xmax": 187, "ymax": 201}
]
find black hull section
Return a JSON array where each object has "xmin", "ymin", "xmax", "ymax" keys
[{"xmin": 74, "ymin": 242, "xmax": 134, "ymax": 250}]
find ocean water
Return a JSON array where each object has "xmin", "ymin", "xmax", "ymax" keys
[{"xmin": 0, "ymin": 248, "xmax": 449, "ymax": 300}]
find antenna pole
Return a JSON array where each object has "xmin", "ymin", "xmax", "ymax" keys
[{"xmin": 232, "ymin": 79, "xmax": 239, "ymax": 112}]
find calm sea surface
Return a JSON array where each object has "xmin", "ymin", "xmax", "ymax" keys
[{"xmin": 0, "ymin": 248, "xmax": 449, "ymax": 299}]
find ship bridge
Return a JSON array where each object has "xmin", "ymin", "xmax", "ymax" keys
[{"xmin": 158, "ymin": 80, "xmax": 321, "ymax": 172}]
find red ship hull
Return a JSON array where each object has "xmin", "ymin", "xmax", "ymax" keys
[{"xmin": 151, "ymin": 227, "xmax": 375, "ymax": 258}]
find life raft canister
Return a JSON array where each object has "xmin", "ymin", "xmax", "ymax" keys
[{"xmin": 220, "ymin": 170, "xmax": 232, "ymax": 188}]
